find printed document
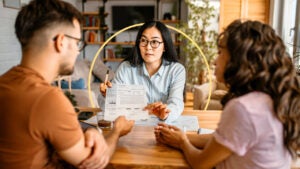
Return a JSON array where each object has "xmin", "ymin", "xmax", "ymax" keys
[{"xmin": 104, "ymin": 84, "xmax": 149, "ymax": 121}]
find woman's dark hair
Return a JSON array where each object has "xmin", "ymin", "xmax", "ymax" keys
[
  {"xmin": 124, "ymin": 20, "xmax": 179, "ymax": 66},
  {"xmin": 219, "ymin": 19, "xmax": 300, "ymax": 158},
  {"xmin": 15, "ymin": 0, "xmax": 82, "ymax": 48}
]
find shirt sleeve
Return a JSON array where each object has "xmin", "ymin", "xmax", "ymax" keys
[
  {"xmin": 32, "ymin": 88, "xmax": 83, "ymax": 151},
  {"xmin": 165, "ymin": 63, "xmax": 186, "ymax": 123},
  {"xmin": 213, "ymin": 99, "xmax": 257, "ymax": 156}
]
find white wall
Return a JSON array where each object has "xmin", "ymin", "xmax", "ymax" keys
[
  {"xmin": 0, "ymin": 1, "xmax": 21, "ymax": 75},
  {"xmin": 0, "ymin": 0, "xmax": 79, "ymax": 75}
]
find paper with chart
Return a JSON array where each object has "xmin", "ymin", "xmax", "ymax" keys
[{"xmin": 104, "ymin": 84, "xmax": 149, "ymax": 121}]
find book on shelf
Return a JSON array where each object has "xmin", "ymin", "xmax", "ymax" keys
[
  {"xmin": 105, "ymin": 48, "xmax": 115, "ymax": 59},
  {"xmin": 84, "ymin": 30, "xmax": 99, "ymax": 43},
  {"xmin": 84, "ymin": 15, "xmax": 99, "ymax": 27}
]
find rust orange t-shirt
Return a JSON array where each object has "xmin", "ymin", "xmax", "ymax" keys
[{"xmin": 0, "ymin": 66, "xmax": 82, "ymax": 169}]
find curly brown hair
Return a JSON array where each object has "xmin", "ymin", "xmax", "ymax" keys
[{"xmin": 219, "ymin": 20, "xmax": 300, "ymax": 158}]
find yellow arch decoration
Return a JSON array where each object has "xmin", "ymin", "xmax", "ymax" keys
[{"xmin": 87, "ymin": 23, "xmax": 212, "ymax": 111}]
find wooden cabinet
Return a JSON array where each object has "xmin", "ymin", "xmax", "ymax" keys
[{"xmin": 219, "ymin": 0, "xmax": 270, "ymax": 31}]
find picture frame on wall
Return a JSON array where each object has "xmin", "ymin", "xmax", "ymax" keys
[{"xmin": 3, "ymin": 0, "xmax": 21, "ymax": 9}]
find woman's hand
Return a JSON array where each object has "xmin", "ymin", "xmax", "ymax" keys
[
  {"xmin": 99, "ymin": 81, "xmax": 112, "ymax": 97},
  {"xmin": 154, "ymin": 122, "xmax": 187, "ymax": 149},
  {"xmin": 144, "ymin": 102, "xmax": 170, "ymax": 120}
]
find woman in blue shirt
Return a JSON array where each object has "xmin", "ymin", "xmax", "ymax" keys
[{"xmin": 100, "ymin": 20, "xmax": 186, "ymax": 122}]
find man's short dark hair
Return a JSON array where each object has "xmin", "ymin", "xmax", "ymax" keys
[{"xmin": 15, "ymin": 0, "xmax": 82, "ymax": 48}]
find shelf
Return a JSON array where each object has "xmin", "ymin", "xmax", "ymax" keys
[
  {"xmin": 108, "ymin": 42, "xmax": 135, "ymax": 45},
  {"xmin": 103, "ymin": 58, "xmax": 124, "ymax": 62},
  {"xmin": 82, "ymin": 27, "xmax": 99, "ymax": 30},
  {"xmin": 160, "ymin": 20, "xmax": 180, "ymax": 24},
  {"xmin": 86, "ymin": 41, "xmax": 135, "ymax": 45},
  {"xmin": 82, "ymin": 12, "xmax": 108, "ymax": 17},
  {"xmin": 85, "ymin": 41, "xmax": 181, "ymax": 46},
  {"xmin": 82, "ymin": 10, "xmax": 109, "ymax": 44},
  {"xmin": 82, "ymin": 12, "xmax": 98, "ymax": 15},
  {"xmin": 100, "ymin": 26, "xmax": 108, "ymax": 31},
  {"xmin": 82, "ymin": 26, "xmax": 107, "ymax": 32}
]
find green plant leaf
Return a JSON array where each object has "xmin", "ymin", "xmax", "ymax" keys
[{"xmin": 180, "ymin": 0, "xmax": 218, "ymax": 85}]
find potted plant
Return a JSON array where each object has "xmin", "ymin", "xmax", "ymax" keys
[
  {"xmin": 114, "ymin": 44, "xmax": 123, "ymax": 58},
  {"xmin": 179, "ymin": 0, "xmax": 218, "ymax": 85},
  {"xmin": 64, "ymin": 91, "xmax": 77, "ymax": 106}
]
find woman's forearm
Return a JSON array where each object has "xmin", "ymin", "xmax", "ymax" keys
[{"xmin": 187, "ymin": 133, "xmax": 213, "ymax": 149}]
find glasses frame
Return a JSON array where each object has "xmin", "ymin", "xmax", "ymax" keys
[
  {"xmin": 53, "ymin": 34, "xmax": 86, "ymax": 51},
  {"xmin": 139, "ymin": 38, "xmax": 163, "ymax": 48}
]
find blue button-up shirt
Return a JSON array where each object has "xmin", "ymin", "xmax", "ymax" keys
[{"xmin": 112, "ymin": 60, "xmax": 186, "ymax": 122}]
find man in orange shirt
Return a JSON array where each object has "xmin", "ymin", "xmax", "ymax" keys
[{"xmin": 0, "ymin": 0, "xmax": 134, "ymax": 168}]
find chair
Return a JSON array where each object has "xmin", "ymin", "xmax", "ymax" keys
[
  {"xmin": 193, "ymin": 80, "xmax": 228, "ymax": 110},
  {"xmin": 54, "ymin": 75, "xmax": 99, "ymax": 108}
]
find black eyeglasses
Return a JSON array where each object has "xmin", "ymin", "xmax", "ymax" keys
[
  {"xmin": 139, "ymin": 38, "xmax": 163, "ymax": 48},
  {"xmin": 53, "ymin": 34, "xmax": 86, "ymax": 51}
]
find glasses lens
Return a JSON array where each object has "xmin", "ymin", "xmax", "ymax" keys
[
  {"xmin": 150, "ymin": 40, "xmax": 160, "ymax": 48},
  {"xmin": 78, "ymin": 41, "xmax": 85, "ymax": 51},
  {"xmin": 139, "ymin": 39, "xmax": 162, "ymax": 48},
  {"xmin": 140, "ymin": 39, "xmax": 148, "ymax": 47}
]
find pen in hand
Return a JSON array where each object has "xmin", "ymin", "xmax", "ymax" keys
[
  {"xmin": 104, "ymin": 70, "xmax": 109, "ymax": 84},
  {"xmin": 100, "ymin": 70, "xmax": 110, "ymax": 97}
]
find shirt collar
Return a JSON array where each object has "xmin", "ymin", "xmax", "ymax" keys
[
  {"xmin": 15, "ymin": 65, "xmax": 45, "ymax": 81},
  {"xmin": 142, "ymin": 59, "xmax": 167, "ymax": 77}
]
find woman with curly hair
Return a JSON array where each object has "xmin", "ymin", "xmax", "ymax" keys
[{"xmin": 154, "ymin": 19, "xmax": 300, "ymax": 169}]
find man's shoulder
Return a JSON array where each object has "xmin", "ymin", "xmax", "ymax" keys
[
  {"xmin": 0, "ymin": 66, "xmax": 18, "ymax": 80},
  {"xmin": 0, "ymin": 66, "xmax": 58, "ymax": 95}
]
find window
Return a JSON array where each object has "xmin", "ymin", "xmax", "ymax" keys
[{"xmin": 270, "ymin": 0, "xmax": 299, "ymax": 65}]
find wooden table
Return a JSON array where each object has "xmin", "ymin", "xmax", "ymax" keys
[{"xmin": 105, "ymin": 110, "xmax": 222, "ymax": 169}]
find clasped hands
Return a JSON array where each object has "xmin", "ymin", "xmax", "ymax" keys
[
  {"xmin": 100, "ymin": 82, "xmax": 170, "ymax": 120},
  {"xmin": 154, "ymin": 123, "xmax": 188, "ymax": 150}
]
